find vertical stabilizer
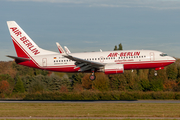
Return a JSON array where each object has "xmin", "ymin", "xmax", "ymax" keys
[{"xmin": 7, "ymin": 21, "xmax": 57, "ymax": 58}]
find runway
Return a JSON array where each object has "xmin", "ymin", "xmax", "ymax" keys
[{"xmin": 0, "ymin": 100, "xmax": 180, "ymax": 103}]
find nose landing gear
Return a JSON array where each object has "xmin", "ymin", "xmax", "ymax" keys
[
  {"xmin": 89, "ymin": 69, "xmax": 96, "ymax": 81},
  {"xmin": 154, "ymin": 70, "xmax": 157, "ymax": 76}
]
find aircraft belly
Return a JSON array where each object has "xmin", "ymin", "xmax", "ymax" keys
[
  {"xmin": 45, "ymin": 65, "xmax": 78, "ymax": 72},
  {"xmin": 123, "ymin": 60, "xmax": 174, "ymax": 70}
]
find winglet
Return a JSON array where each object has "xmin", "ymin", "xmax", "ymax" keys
[
  {"xmin": 64, "ymin": 46, "xmax": 71, "ymax": 54},
  {"xmin": 56, "ymin": 42, "xmax": 65, "ymax": 54}
]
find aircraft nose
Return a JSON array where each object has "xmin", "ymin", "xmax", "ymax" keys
[{"xmin": 170, "ymin": 57, "xmax": 176, "ymax": 63}]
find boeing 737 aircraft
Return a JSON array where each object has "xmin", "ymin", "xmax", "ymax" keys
[{"xmin": 7, "ymin": 21, "xmax": 176, "ymax": 80}]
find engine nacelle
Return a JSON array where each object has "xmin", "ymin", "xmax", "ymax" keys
[
  {"xmin": 155, "ymin": 67, "xmax": 164, "ymax": 71},
  {"xmin": 104, "ymin": 64, "xmax": 124, "ymax": 75}
]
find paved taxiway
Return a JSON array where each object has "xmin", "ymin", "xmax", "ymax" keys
[{"xmin": 0, "ymin": 100, "xmax": 180, "ymax": 103}]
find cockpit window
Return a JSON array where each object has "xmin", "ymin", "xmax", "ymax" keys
[{"xmin": 160, "ymin": 53, "xmax": 167, "ymax": 57}]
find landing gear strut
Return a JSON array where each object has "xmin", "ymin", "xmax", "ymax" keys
[{"xmin": 89, "ymin": 69, "xmax": 96, "ymax": 81}]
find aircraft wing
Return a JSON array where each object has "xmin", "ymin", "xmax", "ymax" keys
[{"xmin": 63, "ymin": 54, "xmax": 104, "ymax": 72}]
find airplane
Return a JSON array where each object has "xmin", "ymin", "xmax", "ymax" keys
[{"xmin": 7, "ymin": 21, "xmax": 176, "ymax": 80}]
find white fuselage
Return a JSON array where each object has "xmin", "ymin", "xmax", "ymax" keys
[{"xmin": 24, "ymin": 50, "xmax": 175, "ymax": 72}]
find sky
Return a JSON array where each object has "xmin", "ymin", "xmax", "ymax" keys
[{"xmin": 1, "ymin": 0, "xmax": 180, "ymax": 61}]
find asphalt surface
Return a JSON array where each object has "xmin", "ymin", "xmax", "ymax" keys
[{"xmin": 0, "ymin": 100, "xmax": 180, "ymax": 103}]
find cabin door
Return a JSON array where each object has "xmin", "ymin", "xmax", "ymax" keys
[{"xmin": 42, "ymin": 58, "xmax": 47, "ymax": 67}]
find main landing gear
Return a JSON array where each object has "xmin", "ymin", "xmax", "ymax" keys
[{"xmin": 89, "ymin": 69, "xmax": 96, "ymax": 81}]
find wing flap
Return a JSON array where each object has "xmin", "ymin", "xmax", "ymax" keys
[
  {"xmin": 63, "ymin": 54, "xmax": 104, "ymax": 72},
  {"xmin": 63, "ymin": 55, "xmax": 104, "ymax": 67}
]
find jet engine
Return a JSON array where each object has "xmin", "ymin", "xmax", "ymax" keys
[{"xmin": 104, "ymin": 64, "xmax": 124, "ymax": 74}]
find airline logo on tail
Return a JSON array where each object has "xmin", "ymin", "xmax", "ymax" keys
[{"xmin": 10, "ymin": 27, "xmax": 40, "ymax": 55}]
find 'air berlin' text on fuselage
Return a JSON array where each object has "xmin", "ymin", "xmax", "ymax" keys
[
  {"xmin": 107, "ymin": 52, "xmax": 140, "ymax": 57},
  {"xmin": 10, "ymin": 27, "xmax": 40, "ymax": 55}
]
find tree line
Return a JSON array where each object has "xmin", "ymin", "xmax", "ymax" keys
[{"xmin": 0, "ymin": 43, "xmax": 179, "ymax": 99}]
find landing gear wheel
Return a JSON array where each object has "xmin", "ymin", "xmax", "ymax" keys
[
  {"xmin": 154, "ymin": 70, "xmax": 157, "ymax": 76},
  {"xmin": 89, "ymin": 75, "xmax": 96, "ymax": 81}
]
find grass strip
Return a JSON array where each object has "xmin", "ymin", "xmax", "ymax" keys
[{"xmin": 0, "ymin": 103, "xmax": 180, "ymax": 117}]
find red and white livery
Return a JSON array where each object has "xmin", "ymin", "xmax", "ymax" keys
[{"xmin": 7, "ymin": 21, "xmax": 176, "ymax": 80}]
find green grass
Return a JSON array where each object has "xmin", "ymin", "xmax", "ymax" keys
[
  {"xmin": 0, "ymin": 118, "xmax": 179, "ymax": 120},
  {"xmin": 0, "ymin": 103, "xmax": 180, "ymax": 117}
]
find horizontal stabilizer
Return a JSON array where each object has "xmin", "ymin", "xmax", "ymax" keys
[{"xmin": 7, "ymin": 55, "xmax": 31, "ymax": 62}]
